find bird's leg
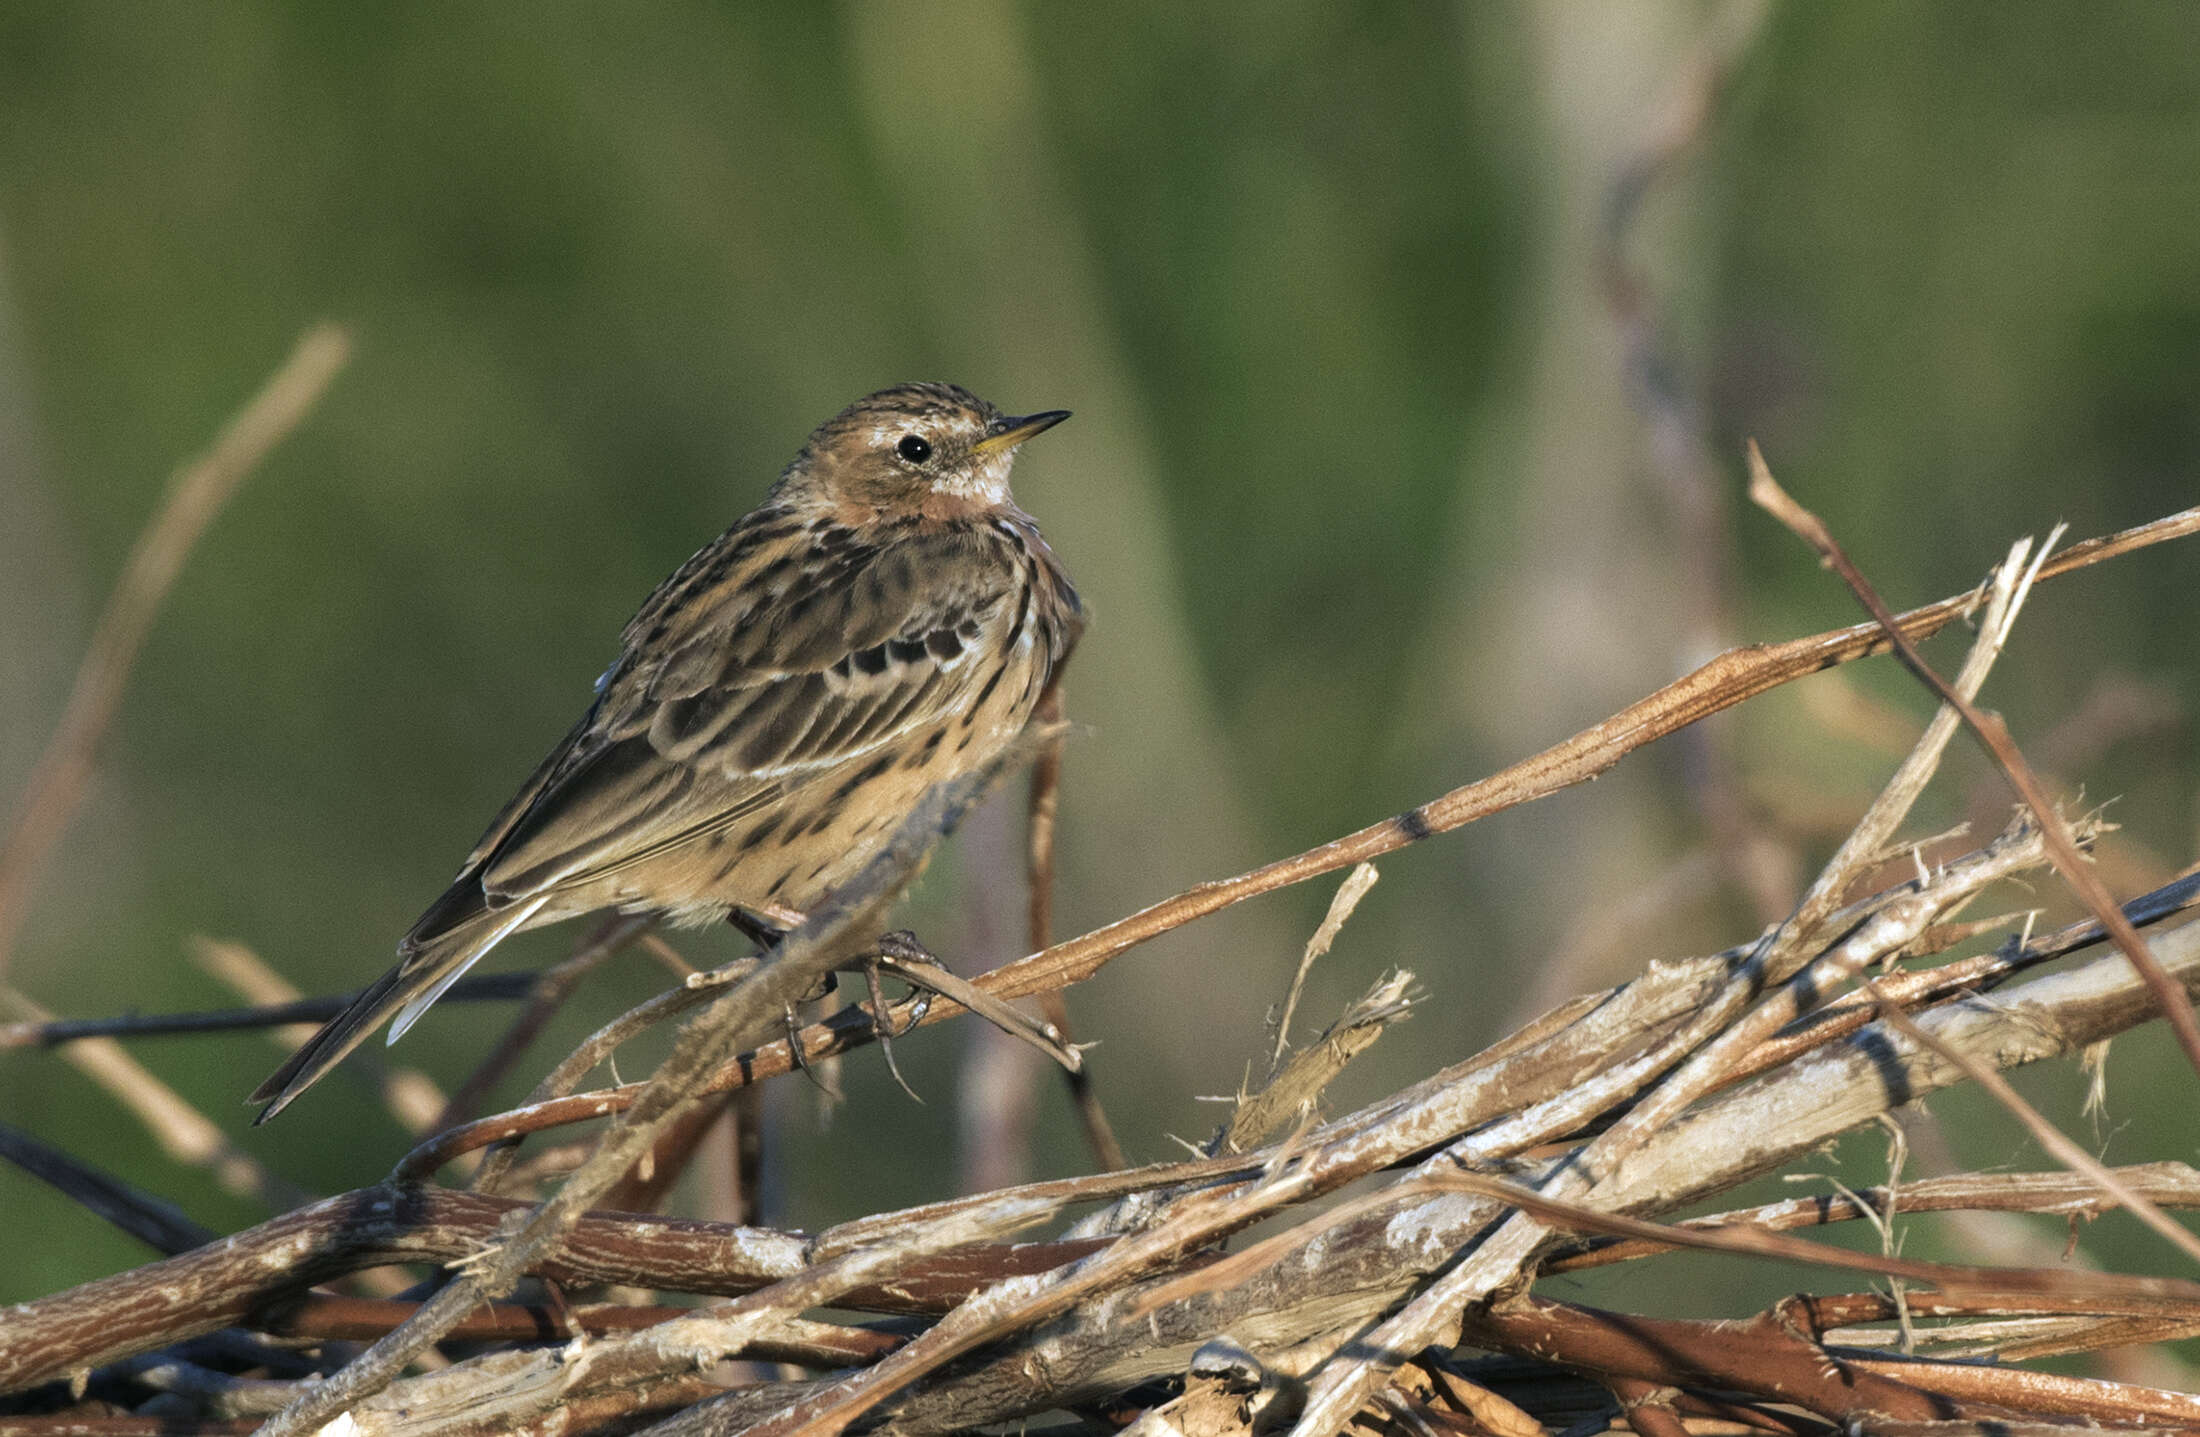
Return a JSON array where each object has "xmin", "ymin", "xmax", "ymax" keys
[
  {"xmin": 871, "ymin": 930, "xmax": 1082, "ymax": 1073},
  {"xmin": 728, "ymin": 906, "xmax": 843, "ymax": 1098},
  {"xmin": 727, "ymin": 904, "xmax": 796, "ymax": 951}
]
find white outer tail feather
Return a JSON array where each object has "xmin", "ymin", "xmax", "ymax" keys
[{"xmin": 387, "ymin": 893, "xmax": 552, "ymax": 1043}]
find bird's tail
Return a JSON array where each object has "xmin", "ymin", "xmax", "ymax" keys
[{"xmin": 247, "ymin": 896, "xmax": 545, "ymax": 1123}]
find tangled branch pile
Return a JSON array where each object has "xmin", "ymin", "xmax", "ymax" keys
[{"xmin": 5, "ymin": 337, "xmax": 2200, "ymax": 1437}]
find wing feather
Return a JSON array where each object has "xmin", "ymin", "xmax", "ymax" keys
[{"xmin": 469, "ymin": 516, "xmax": 1017, "ymax": 903}]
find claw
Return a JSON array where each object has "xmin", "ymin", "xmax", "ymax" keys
[
  {"xmin": 784, "ymin": 1002, "xmax": 842, "ymax": 1102},
  {"xmin": 862, "ymin": 957, "xmax": 925, "ymax": 1103}
]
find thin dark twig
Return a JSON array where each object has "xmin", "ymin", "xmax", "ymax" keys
[
  {"xmin": 0, "ymin": 972, "xmax": 537, "ymax": 1050},
  {"xmin": 0, "ymin": 1121, "xmax": 217, "ymax": 1255},
  {"xmin": 1748, "ymin": 442, "xmax": 2200, "ymax": 1083},
  {"xmin": 1027, "ymin": 686, "xmax": 1124, "ymax": 1171},
  {"xmin": 0, "ymin": 324, "xmax": 353, "ymax": 981}
]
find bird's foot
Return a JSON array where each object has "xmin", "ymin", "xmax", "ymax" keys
[{"xmin": 869, "ymin": 929, "xmax": 1081, "ymax": 1075}]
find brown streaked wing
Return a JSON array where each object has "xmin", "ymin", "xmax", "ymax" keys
[{"xmin": 470, "ymin": 519, "xmax": 1022, "ymax": 905}]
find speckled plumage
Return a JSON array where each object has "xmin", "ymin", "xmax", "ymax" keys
[{"xmin": 252, "ymin": 384, "xmax": 1081, "ymax": 1120}]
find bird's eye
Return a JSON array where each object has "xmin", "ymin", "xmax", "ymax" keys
[{"xmin": 896, "ymin": 434, "xmax": 933, "ymax": 463}]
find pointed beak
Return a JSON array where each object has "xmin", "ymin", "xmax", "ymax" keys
[{"xmin": 972, "ymin": 409, "xmax": 1071, "ymax": 457}]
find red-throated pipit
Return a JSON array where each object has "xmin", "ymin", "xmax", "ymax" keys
[{"xmin": 251, "ymin": 384, "xmax": 1082, "ymax": 1120}]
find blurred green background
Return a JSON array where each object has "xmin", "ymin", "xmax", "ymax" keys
[{"xmin": 3, "ymin": 0, "xmax": 2196, "ymax": 1373}]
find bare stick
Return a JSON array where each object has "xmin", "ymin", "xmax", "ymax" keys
[
  {"xmin": 0, "ymin": 1179, "xmax": 1120, "ymax": 1394},
  {"xmin": 1424, "ymin": 1169, "xmax": 2200, "ymax": 1304},
  {"xmin": 1289, "ymin": 538, "xmax": 2053, "ymax": 1433},
  {"xmin": 1456, "ymin": 1294, "xmax": 2200, "ymax": 1429},
  {"xmin": 343, "ymin": 1196, "xmax": 1060, "ymax": 1437},
  {"xmin": 263, "ymin": 1295, "xmax": 899, "ymax": 1367},
  {"xmin": 1543, "ymin": 1162, "xmax": 2200, "ymax": 1274},
  {"xmin": 0, "ymin": 324, "xmax": 353, "ymax": 981},
  {"xmin": 840, "ymin": 914, "xmax": 2200, "ymax": 1437},
  {"xmin": 725, "ymin": 830, "xmax": 2043, "ymax": 1437}
]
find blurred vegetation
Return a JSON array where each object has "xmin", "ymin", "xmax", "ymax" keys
[{"xmin": 2, "ymin": 0, "xmax": 2195, "ymax": 1359}]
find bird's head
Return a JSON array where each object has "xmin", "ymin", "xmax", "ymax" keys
[{"xmin": 778, "ymin": 382, "xmax": 1070, "ymax": 514}]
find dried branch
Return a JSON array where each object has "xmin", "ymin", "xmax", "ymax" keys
[
  {"xmin": 1291, "ymin": 540, "xmax": 2055, "ymax": 1431},
  {"xmin": 1544, "ymin": 1163, "xmax": 2200, "ymax": 1274},
  {"xmin": 261, "ymin": 1295, "xmax": 900, "ymax": 1367},
  {"xmin": 0, "ymin": 1180, "xmax": 1126, "ymax": 1395},
  {"xmin": 0, "ymin": 1186, "xmax": 795, "ymax": 1392},
  {"xmin": 338, "ymin": 1197, "xmax": 1059, "ymax": 1437},
  {"xmin": 1423, "ymin": 1170, "xmax": 2200, "ymax": 1306},
  {"xmin": 1453, "ymin": 1294, "xmax": 2193, "ymax": 1429}
]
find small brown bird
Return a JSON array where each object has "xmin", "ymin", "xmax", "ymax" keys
[{"xmin": 251, "ymin": 383, "xmax": 1082, "ymax": 1120}]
